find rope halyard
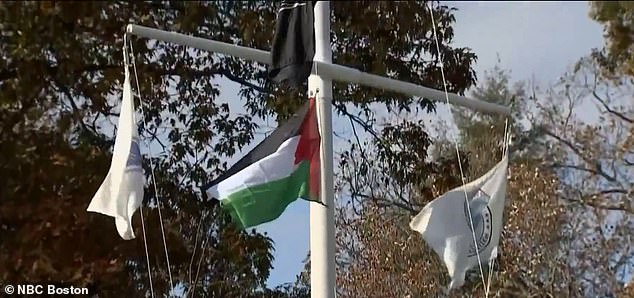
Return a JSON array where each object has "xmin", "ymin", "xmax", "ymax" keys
[
  {"xmin": 426, "ymin": 1, "xmax": 488, "ymax": 293},
  {"xmin": 484, "ymin": 118, "xmax": 511, "ymax": 297},
  {"xmin": 123, "ymin": 33, "xmax": 155, "ymax": 298},
  {"xmin": 127, "ymin": 38, "xmax": 175, "ymax": 292}
]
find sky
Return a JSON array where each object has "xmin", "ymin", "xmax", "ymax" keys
[
  {"xmin": 240, "ymin": 1, "xmax": 608, "ymax": 288},
  {"xmin": 81, "ymin": 1, "xmax": 629, "ymax": 294}
]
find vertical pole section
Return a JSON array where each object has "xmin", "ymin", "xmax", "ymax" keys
[{"xmin": 309, "ymin": 1, "xmax": 336, "ymax": 298}]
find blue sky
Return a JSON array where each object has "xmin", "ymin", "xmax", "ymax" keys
[
  {"xmin": 89, "ymin": 1, "xmax": 625, "ymax": 293},
  {"xmin": 170, "ymin": 1, "xmax": 605, "ymax": 289},
  {"xmin": 111, "ymin": 1, "xmax": 633, "ymax": 293},
  {"xmin": 240, "ymin": 1, "xmax": 607, "ymax": 288}
]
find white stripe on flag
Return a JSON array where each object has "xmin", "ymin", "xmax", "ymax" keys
[{"xmin": 206, "ymin": 136, "xmax": 301, "ymax": 200}]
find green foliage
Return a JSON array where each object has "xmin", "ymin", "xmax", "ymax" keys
[
  {"xmin": 0, "ymin": 1, "xmax": 477, "ymax": 296},
  {"xmin": 329, "ymin": 1, "xmax": 477, "ymax": 111},
  {"xmin": 589, "ymin": 1, "xmax": 634, "ymax": 78}
]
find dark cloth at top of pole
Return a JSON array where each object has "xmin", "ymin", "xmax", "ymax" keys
[{"xmin": 268, "ymin": 1, "xmax": 317, "ymax": 88}]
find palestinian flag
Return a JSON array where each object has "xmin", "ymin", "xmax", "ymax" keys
[{"xmin": 202, "ymin": 97, "xmax": 320, "ymax": 229}]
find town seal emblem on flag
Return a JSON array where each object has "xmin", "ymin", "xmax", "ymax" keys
[{"xmin": 463, "ymin": 189, "xmax": 493, "ymax": 257}]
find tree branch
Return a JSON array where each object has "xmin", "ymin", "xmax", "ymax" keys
[
  {"xmin": 550, "ymin": 163, "xmax": 616, "ymax": 182},
  {"xmin": 51, "ymin": 79, "xmax": 96, "ymax": 136},
  {"xmin": 350, "ymin": 192, "xmax": 416, "ymax": 214},
  {"xmin": 157, "ymin": 68, "xmax": 272, "ymax": 94},
  {"xmin": 563, "ymin": 196, "xmax": 634, "ymax": 215},
  {"xmin": 543, "ymin": 128, "xmax": 617, "ymax": 182},
  {"xmin": 586, "ymin": 188, "xmax": 628, "ymax": 196},
  {"xmin": 591, "ymin": 90, "xmax": 633, "ymax": 124},
  {"xmin": 1, "ymin": 63, "xmax": 118, "ymax": 83},
  {"xmin": 541, "ymin": 128, "xmax": 586, "ymax": 161},
  {"xmin": 332, "ymin": 102, "xmax": 386, "ymax": 152}
]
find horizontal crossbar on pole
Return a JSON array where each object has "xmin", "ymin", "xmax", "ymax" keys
[{"xmin": 126, "ymin": 24, "xmax": 511, "ymax": 116}]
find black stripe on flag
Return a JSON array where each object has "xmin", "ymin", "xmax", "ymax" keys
[{"xmin": 202, "ymin": 101, "xmax": 311, "ymax": 192}]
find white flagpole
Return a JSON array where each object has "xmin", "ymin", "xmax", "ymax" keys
[
  {"xmin": 124, "ymin": 4, "xmax": 514, "ymax": 295},
  {"xmin": 309, "ymin": 2, "xmax": 336, "ymax": 297},
  {"xmin": 125, "ymin": 25, "xmax": 511, "ymax": 116}
]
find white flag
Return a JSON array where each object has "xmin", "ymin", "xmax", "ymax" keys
[
  {"xmin": 87, "ymin": 66, "xmax": 144, "ymax": 240},
  {"xmin": 409, "ymin": 155, "xmax": 508, "ymax": 289}
]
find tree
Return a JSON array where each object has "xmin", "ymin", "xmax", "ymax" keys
[
  {"xmin": 335, "ymin": 141, "xmax": 465, "ymax": 297},
  {"xmin": 533, "ymin": 56, "xmax": 634, "ymax": 297},
  {"xmin": 0, "ymin": 1, "xmax": 477, "ymax": 296},
  {"xmin": 334, "ymin": 65, "xmax": 575, "ymax": 296},
  {"xmin": 589, "ymin": 1, "xmax": 634, "ymax": 78}
]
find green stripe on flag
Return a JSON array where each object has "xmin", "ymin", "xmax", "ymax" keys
[{"xmin": 220, "ymin": 161, "xmax": 311, "ymax": 229}]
